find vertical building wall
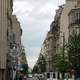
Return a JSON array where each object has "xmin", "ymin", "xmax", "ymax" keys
[
  {"xmin": 39, "ymin": 31, "xmax": 57, "ymax": 72},
  {"xmin": 0, "ymin": 0, "xmax": 8, "ymax": 69},
  {"xmin": 37, "ymin": 5, "xmax": 64, "ymax": 72},
  {"xmin": 0, "ymin": 0, "xmax": 23, "ymax": 80},
  {"xmin": 60, "ymin": 0, "xmax": 77, "ymax": 42},
  {"xmin": 32, "ymin": 0, "xmax": 80, "ymax": 74},
  {"xmin": 0, "ymin": 0, "xmax": 9, "ymax": 80},
  {"xmin": 12, "ymin": 15, "xmax": 22, "ymax": 47}
]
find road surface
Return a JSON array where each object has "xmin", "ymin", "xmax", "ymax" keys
[{"xmin": 27, "ymin": 77, "xmax": 40, "ymax": 80}]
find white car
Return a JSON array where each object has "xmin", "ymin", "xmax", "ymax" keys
[
  {"xmin": 45, "ymin": 72, "xmax": 74, "ymax": 80},
  {"xmin": 32, "ymin": 76, "xmax": 39, "ymax": 80},
  {"xmin": 45, "ymin": 72, "xmax": 60, "ymax": 80}
]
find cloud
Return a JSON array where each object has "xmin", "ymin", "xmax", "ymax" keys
[{"xmin": 13, "ymin": 0, "xmax": 65, "ymax": 68}]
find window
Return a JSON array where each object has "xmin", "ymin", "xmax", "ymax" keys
[
  {"xmin": 69, "ymin": 10, "xmax": 80, "ymax": 25},
  {"xmin": 75, "ymin": 12, "xmax": 80, "ymax": 24}
]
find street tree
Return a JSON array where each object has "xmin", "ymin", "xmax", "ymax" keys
[
  {"xmin": 53, "ymin": 53, "xmax": 70, "ymax": 79},
  {"xmin": 22, "ymin": 64, "xmax": 28, "ymax": 75},
  {"xmin": 32, "ymin": 65, "xmax": 39, "ymax": 73},
  {"xmin": 38, "ymin": 54, "xmax": 46, "ymax": 73},
  {"xmin": 68, "ymin": 33, "xmax": 80, "ymax": 78}
]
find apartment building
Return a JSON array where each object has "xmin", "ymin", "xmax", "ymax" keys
[
  {"xmin": 38, "ymin": 5, "xmax": 63, "ymax": 72},
  {"xmin": 0, "ymin": 0, "xmax": 23, "ymax": 80},
  {"xmin": 60, "ymin": 0, "xmax": 80, "ymax": 42}
]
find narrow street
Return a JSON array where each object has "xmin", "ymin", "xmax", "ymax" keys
[
  {"xmin": 27, "ymin": 78, "xmax": 33, "ymax": 80},
  {"xmin": 0, "ymin": 0, "xmax": 80, "ymax": 80},
  {"xmin": 27, "ymin": 77, "xmax": 40, "ymax": 80}
]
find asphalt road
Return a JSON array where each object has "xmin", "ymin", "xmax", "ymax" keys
[
  {"xmin": 27, "ymin": 77, "xmax": 33, "ymax": 80},
  {"xmin": 27, "ymin": 77, "xmax": 39, "ymax": 80}
]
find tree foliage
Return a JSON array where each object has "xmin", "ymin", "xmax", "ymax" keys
[
  {"xmin": 38, "ymin": 54, "xmax": 46, "ymax": 73},
  {"xmin": 22, "ymin": 64, "xmax": 28, "ymax": 74},
  {"xmin": 53, "ymin": 54, "xmax": 70, "ymax": 73},
  {"xmin": 68, "ymin": 33, "xmax": 80, "ymax": 70},
  {"xmin": 32, "ymin": 65, "xmax": 39, "ymax": 73}
]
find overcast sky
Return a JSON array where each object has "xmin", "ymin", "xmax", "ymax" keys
[{"xmin": 13, "ymin": 0, "xmax": 65, "ymax": 69}]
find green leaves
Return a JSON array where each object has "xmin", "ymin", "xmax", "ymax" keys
[
  {"xmin": 54, "ymin": 33, "xmax": 80, "ymax": 73},
  {"xmin": 38, "ymin": 54, "xmax": 46, "ymax": 73},
  {"xmin": 22, "ymin": 64, "xmax": 28, "ymax": 74},
  {"xmin": 53, "ymin": 54, "xmax": 70, "ymax": 73},
  {"xmin": 32, "ymin": 65, "xmax": 39, "ymax": 73},
  {"xmin": 68, "ymin": 33, "xmax": 80, "ymax": 70},
  {"xmin": 57, "ymin": 60, "xmax": 70, "ymax": 73}
]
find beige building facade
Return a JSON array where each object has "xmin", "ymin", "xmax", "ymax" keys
[
  {"xmin": 0, "ymin": 0, "xmax": 23, "ymax": 80},
  {"xmin": 38, "ymin": 0, "xmax": 80, "ymax": 72},
  {"xmin": 38, "ymin": 5, "xmax": 63, "ymax": 72},
  {"xmin": 0, "ymin": 0, "xmax": 12, "ymax": 80},
  {"xmin": 68, "ymin": 8, "xmax": 80, "ymax": 35},
  {"xmin": 7, "ymin": 15, "xmax": 22, "ymax": 80},
  {"xmin": 43, "ymin": 32, "xmax": 55, "ymax": 72},
  {"xmin": 60, "ymin": 0, "xmax": 80, "ymax": 43}
]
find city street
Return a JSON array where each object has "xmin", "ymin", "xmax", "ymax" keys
[
  {"xmin": 0, "ymin": 0, "xmax": 80, "ymax": 80},
  {"xmin": 27, "ymin": 77, "xmax": 39, "ymax": 80},
  {"xmin": 27, "ymin": 78, "xmax": 33, "ymax": 80}
]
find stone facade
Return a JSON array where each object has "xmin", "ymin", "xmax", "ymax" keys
[
  {"xmin": 37, "ymin": 0, "xmax": 80, "ymax": 72},
  {"xmin": 0, "ymin": 0, "xmax": 12, "ymax": 80},
  {"xmin": 0, "ymin": 0, "xmax": 23, "ymax": 80},
  {"xmin": 0, "ymin": 0, "xmax": 8, "ymax": 69},
  {"xmin": 11, "ymin": 15, "xmax": 22, "ymax": 46},
  {"xmin": 68, "ymin": 8, "xmax": 80, "ymax": 35},
  {"xmin": 43, "ymin": 32, "xmax": 55, "ymax": 72},
  {"xmin": 60, "ymin": 0, "xmax": 80, "ymax": 43},
  {"xmin": 7, "ymin": 15, "xmax": 22, "ymax": 80},
  {"xmin": 38, "ymin": 6, "xmax": 63, "ymax": 72},
  {"xmin": 35, "ymin": 0, "xmax": 80, "ymax": 73}
]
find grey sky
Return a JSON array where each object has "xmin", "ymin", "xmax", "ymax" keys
[{"xmin": 13, "ymin": 0, "xmax": 65, "ymax": 68}]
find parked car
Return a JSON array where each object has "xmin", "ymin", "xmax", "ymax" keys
[
  {"xmin": 45, "ymin": 72, "xmax": 74, "ymax": 80},
  {"xmin": 45, "ymin": 72, "xmax": 60, "ymax": 80},
  {"xmin": 28, "ymin": 74, "xmax": 32, "ymax": 78}
]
